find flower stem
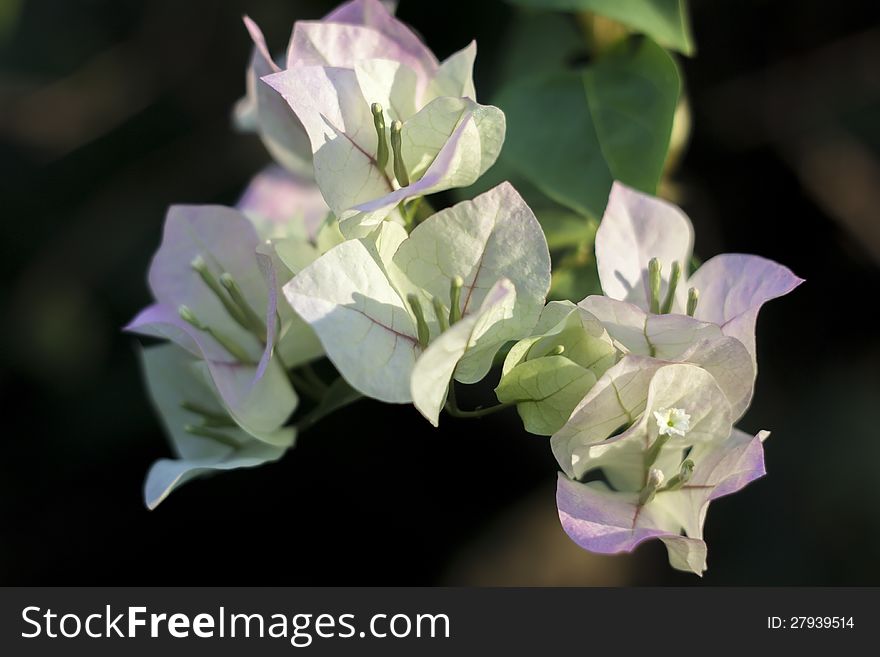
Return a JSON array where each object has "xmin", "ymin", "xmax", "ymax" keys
[
  {"xmin": 444, "ymin": 381, "xmax": 514, "ymax": 419},
  {"xmin": 288, "ymin": 370, "xmax": 325, "ymax": 403}
]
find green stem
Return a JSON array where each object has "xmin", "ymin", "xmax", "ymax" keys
[
  {"xmin": 444, "ymin": 381, "xmax": 514, "ymax": 419},
  {"xmin": 445, "ymin": 401, "xmax": 516, "ymax": 419},
  {"xmin": 404, "ymin": 196, "xmax": 423, "ymax": 231},
  {"xmin": 288, "ymin": 370, "xmax": 324, "ymax": 403},
  {"xmin": 297, "ymin": 363, "xmax": 329, "ymax": 395}
]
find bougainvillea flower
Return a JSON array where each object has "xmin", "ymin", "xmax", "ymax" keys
[
  {"xmin": 495, "ymin": 301, "xmax": 619, "ymax": 435},
  {"xmin": 261, "ymin": 0, "xmax": 505, "ymax": 237},
  {"xmin": 552, "ymin": 358, "xmax": 734, "ymax": 490},
  {"xmin": 550, "ymin": 356, "xmax": 769, "ymax": 574},
  {"xmin": 125, "ymin": 205, "xmax": 297, "ymax": 445},
  {"xmin": 556, "ymin": 428, "xmax": 768, "ymax": 575},
  {"xmin": 594, "ymin": 181, "xmax": 803, "ymax": 364},
  {"xmin": 284, "ymin": 182, "xmax": 551, "ymax": 424},
  {"xmin": 139, "ymin": 344, "xmax": 293, "ymax": 509}
]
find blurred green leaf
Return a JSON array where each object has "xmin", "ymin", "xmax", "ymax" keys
[
  {"xmin": 496, "ymin": 10, "xmax": 586, "ymax": 84},
  {"xmin": 0, "ymin": 0, "xmax": 22, "ymax": 41},
  {"xmin": 497, "ymin": 37, "xmax": 680, "ymax": 219},
  {"xmin": 549, "ymin": 259, "xmax": 602, "ymax": 301},
  {"xmin": 507, "ymin": 0, "xmax": 695, "ymax": 55},
  {"xmin": 583, "ymin": 38, "xmax": 681, "ymax": 191},
  {"xmin": 537, "ymin": 208, "xmax": 598, "ymax": 251}
]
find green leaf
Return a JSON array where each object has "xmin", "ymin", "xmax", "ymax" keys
[
  {"xmin": 497, "ymin": 303, "xmax": 618, "ymax": 434},
  {"xmin": 139, "ymin": 344, "xmax": 292, "ymax": 509},
  {"xmin": 497, "ymin": 37, "xmax": 680, "ymax": 219},
  {"xmin": 507, "ymin": 0, "xmax": 695, "ymax": 55},
  {"xmin": 550, "ymin": 261, "xmax": 602, "ymax": 301},
  {"xmin": 583, "ymin": 38, "xmax": 681, "ymax": 192},
  {"xmin": 537, "ymin": 208, "xmax": 598, "ymax": 251}
]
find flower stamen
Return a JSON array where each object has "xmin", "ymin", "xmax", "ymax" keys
[
  {"xmin": 219, "ymin": 272, "xmax": 267, "ymax": 342},
  {"xmin": 191, "ymin": 255, "xmax": 249, "ymax": 329},
  {"xmin": 178, "ymin": 305, "xmax": 254, "ymax": 364},
  {"xmin": 661, "ymin": 260, "xmax": 682, "ymax": 314},
  {"xmin": 449, "ymin": 275, "xmax": 464, "ymax": 325},
  {"xmin": 390, "ymin": 119, "xmax": 410, "ymax": 187},
  {"xmin": 687, "ymin": 287, "xmax": 700, "ymax": 317},
  {"xmin": 648, "ymin": 257, "xmax": 662, "ymax": 314},
  {"xmin": 407, "ymin": 293, "xmax": 430, "ymax": 348},
  {"xmin": 371, "ymin": 102, "xmax": 389, "ymax": 171}
]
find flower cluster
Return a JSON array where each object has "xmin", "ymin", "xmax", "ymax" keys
[{"xmin": 127, "ymin": 0, "xmax": 801, "ymax": 575}]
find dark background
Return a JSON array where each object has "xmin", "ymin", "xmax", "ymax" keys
[{"xmin": 1, "ymin": 0, "xmax": 878, "ymax": 585}]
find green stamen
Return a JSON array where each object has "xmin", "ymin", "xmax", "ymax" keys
[
  {"xmin": 219, "ymin": 272, "xmax": 267, "ymax": 342},
  {"xmin": 660, "ymin": 459, "xmax": 695, "ymax": 492},
  {"xmin": 390, "ymin": 120, "xmax": 410, "ymax": 187},
  {"xmin": 431, "ymin": 296, "xmax": 449, "ymax": 333},
  {"xmin": 548, "ymin": 345, "xmax": 565, "ymax": 356},
  {"xmin": 661, "ymin": 260, "xmax": 682, "ymax": 314},
  {"xmin": 178, "ymin": 305, "xmax": 254, "ymax": 364},
  {"xmin": 687, "ymin": 287, "xmax": 700, "ymax": 317},
  {"xmin": 407, "ymin": 294, "xmax": 430, "ymax": 347},
  {"xmin": 371, "ymin": 103, "xmax": 389, "ymax": 170},
  {"xmin": 191, "ymin": 256, "xmax": 248, "ymax": 327},
  {"xmin": 648, "ymin": 258, "xmax": 662, "ymax": 314},
  {"xmin": 449, "ymin": 276, "xmax": 464, "ymax": 325}
]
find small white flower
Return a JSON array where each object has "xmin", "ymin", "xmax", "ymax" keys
[{"xmin": 653, "ymin": 407, "xmax": 691, "ymax": 437}]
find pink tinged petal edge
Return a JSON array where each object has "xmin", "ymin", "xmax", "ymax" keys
[
  {"xmin": 556, "ymin": 429, "xmax": 768, "ymax": 573},
  {"xmin": 262, "ymin": 65, "xmax": 374, "ymax": 156},
  {"xmin": 595, "ymin": 181, "xmax": 694, "ymax": 310},
  {"xmin": 688, "ymin": 253, "xmax": 804, "ymax": 359},
  {"xmin": 697, "ymin": 428, "xmax": 769, "ymax": 502},
  {"xmin": 125, "ymin": 303, "xmax": 228, "ymax": 362},
  {"xmin": 243, "ymin": 15, "xmax": 280, "ymax": 73},
  {"xmin": 125, "ymin": 304, "xmax": 293, "ymax": 439},
  {"xmin": 124, "ymin": 303, "xmax": 273, "ymax": 407},
  {"xmin": 315, "ymin": 0, "xmax": 437, "ymax": 73},
  {"xmin": 239, "ymin": 18, "xmax": 313, "ymax": 175},
  {"xmin": 556, "ymin": 475, "xmax": 672, "ymax": 554}
]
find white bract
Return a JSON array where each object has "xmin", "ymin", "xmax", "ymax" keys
[
  {"xmin": 283, "ymin": 182, "xmax": 551, "ymax": 425},
  {"xmin": 593, "ymin": 181, "xmax": 803, "ymax": 366},
  {"xmin": 125, "ymin": 205, "xmax": 299, "ymax": 446},
  {"xmin": 139, "ymin": 344, "xmax": 294, "ymax": 509},
  {"xmin": 552, "ymin": 358, "xmax": 733, "ymax": 491}
]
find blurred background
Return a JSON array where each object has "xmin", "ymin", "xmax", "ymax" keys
[{"xmin": 1, "ymin": 0, "xmax": 878, "ymax": 585}]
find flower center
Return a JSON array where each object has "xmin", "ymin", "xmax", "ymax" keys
[{"xmin": 653, "ymin": 407, "xmax": 691, "ymax": 437}]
